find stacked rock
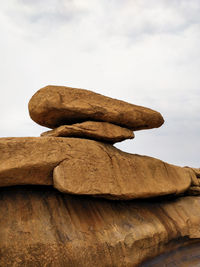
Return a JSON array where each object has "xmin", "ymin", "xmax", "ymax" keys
[
  {"xmin": 27, "ymin": 85, "xmax": 200, "ymax": 199},
  {"xmin": 1, "ymin": 85, "xmax": 200, "ymax": 266},
  {"xmin": 1, "ymin": 85, "xmax": 200, "ymax": 200},
  {"xmin": 29, "ymin": 85, "xmax": 164, "ymax": 143}
]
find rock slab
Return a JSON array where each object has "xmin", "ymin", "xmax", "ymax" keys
[
  {"xmin": 28, "ymin": 85, "xmax": 164, "ymax": 130},
  {"xmin": 41, "ymin": 121, "xmax": 134, "ymax": 143},
  {"xmin": 1, "ymin": 186, "xmax": 200, "ymax": 266},
  {"xmin": 0, "ymin": 137, "xmax": 196, "ymax": 199}
]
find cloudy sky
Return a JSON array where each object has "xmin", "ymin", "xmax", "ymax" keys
[{"xmin": 0, "ymin": 0, "xmax": 199, "ymax": 167}]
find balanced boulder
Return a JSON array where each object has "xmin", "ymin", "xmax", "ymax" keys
[
  {"xmin": 2, "ymin": 83, "xmax": 200, "ymax": 267},
  {"xmin": 28, "ymin": 85, "xmax": 164, "ymax": 130},
  {"xmin": 0, "ymin": 137, "xmax": 197, "ymax": 199},
  {"xmin": 41, "ymin": 121, "xmax": 134, "ymax": 143}
]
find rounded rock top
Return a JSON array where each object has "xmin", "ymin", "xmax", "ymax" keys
[{"xmin": 28, "ymin": 85, "xmax": 164, "ymax": 130}]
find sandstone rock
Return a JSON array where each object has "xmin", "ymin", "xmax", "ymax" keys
[
  {"xmin": 1, "ymin": 186, "xmax": 200, "ymax": 267},
  {"xmin": 141, "ymin": 242, "xmax": 200, "ymax": 267},
  {"xmin": 28, "ymin": 85, "xmax": 164, "ymax": 130},
  {"xmin": 186, "ymin": 167, "xmax": 200, "ymax": 178},
  {"xmin": 184, "ymin": 169, "xmax": 200, "ymax": 186},
  {"xmin": 53, "ymin": 147, "xmax": 193, "ymax": 199},
  {"xmin": 41, "ymin": 121, "xmax": 134, "ymax": 143},
  {"xmin": 0, "ymin": 137, "xmax": 195, "ymax": 199},
  {"xmin": 0, "ymin": 137, "xmax": 70, "ymax": 187},
  {"xmin": 187, "ymin": 186, "xmax": 200, "ymax": 196},
  {"xmin": 184, "ymin": 167, "xmax": 200, "ymax": 186}
]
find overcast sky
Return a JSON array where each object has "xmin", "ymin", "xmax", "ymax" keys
[{"xmin": 0, "ymin": 0, "xmax": 199, "ymax": 167}]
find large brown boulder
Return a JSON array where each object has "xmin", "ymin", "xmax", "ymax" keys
[
  {"xmin": 0, "ymin": 137, "xmax": 197, "ymax": 199},
  {"xmin": 53, "ymin": 146, "xmax": 194, "ymax": 200},
  {"xmin": 41, "ymin": 121, "xmax": 134, "ymax": 143},
  {"xmin": 28, "ymin": 85, "xmax": 164, "ymax": 130},
  {"xmin": 1, "ymin": 186, "xmax": 200, "ymax": 267}
]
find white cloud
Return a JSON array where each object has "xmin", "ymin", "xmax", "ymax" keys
[{"xmin": 0, "ymin": 0, "xmax": 199, "ymax": 167}]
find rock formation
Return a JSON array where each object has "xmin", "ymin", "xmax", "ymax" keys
[
  {"xmin": 0, "ymin": 85, "xmax": 200, "ymax": 266},
  {"xmin": 1, "ymin": 137, "xmax": 197, "ymax": 199},
  {"xmin": 28, "ymin": 85, "xmax": 164, "ymax": 130},
  {"xmin": 41, "ymin": 121, "xmax": 134, "ymax": 143},
  {"xmin": 1, "ymin": 186, "xmax": 200, "ymax": 267}
]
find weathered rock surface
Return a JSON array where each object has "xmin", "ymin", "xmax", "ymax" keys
[
  {"xmin": 0, "ymin": 137, "xmax": 71, "ymax": 187},
  {"xmin": 187, "ymin": 186, "xmax": 200, "ymax": 196},
  {"xmin": 53, "ymin": 149, "xmax": 194, "ymax": 200},
  {"xmin": 0, "ymin": 137, "xmax": 196, "ymax": 199},
  {"xmin": 28, "ymin": 85, "xmax": 164, "ymax": 130},
  {"xmin": 186, "ymin": 167, "xmax": 200, "ymax": 178},
  {"xmin": 41, "ymin": 121, "xmax": 134, "ymax": 143},
  {"xmin": 141, "ymin": 241, "xmax": 200, "ymax": 267},
  {"xmin": 1, "ymin": 186, "xmax": 200, "ymax": 267}
]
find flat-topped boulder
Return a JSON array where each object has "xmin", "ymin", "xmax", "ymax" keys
[
  {"xmin": 0, "ymin": 137, "xmax": 197, "ymax": 199},
  {"xmin": 41, "ymin": 121, "xmax": 134, "ymax": 143},
  {"xmin": 28, "ymin": 85, "xmax": 164, "ymax": 130},
  {"xmin": 53, "ymin": 143, "xmax": 195, "ymax": 199}
]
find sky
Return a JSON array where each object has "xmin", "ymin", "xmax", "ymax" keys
[{"xmin": 0, "ymin": 0, "xmax": 199, "ymax": 167}]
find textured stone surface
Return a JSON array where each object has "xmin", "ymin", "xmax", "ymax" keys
[
  {"xmin": 1, "ymin": 186, "xmax": 200, "ymax": 267},
  {"xmin": 28, "ymin": 85, "xmax": 164, "ymax": 130},
  {"xmin": 187, "ymin": 186, "xmax": 200, "ymax": 196},
  {"xmin": 186, "ymin": 167, "xmax": 200, "ymax": 178},
  {"xmin": 53, "ymin": 149, "xmax": 193, "ymax": 200},
  {"xmin": 41, "ymin": 121, "xmax": 134, "ymax": 143},
  {"xmin": 0, "ymin": 137, "xmax": 196, "ymax": 199},
  {"xmin": 0, "ymin": 137, "xmax": 72, "ymax": 187},
  {"xmin": 184, "ymin": 167, "xmax": 200, "ymax": 186},
  {"xmin": 141, "ymin": 242, "xmax": 200, "ymax": 267}
]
